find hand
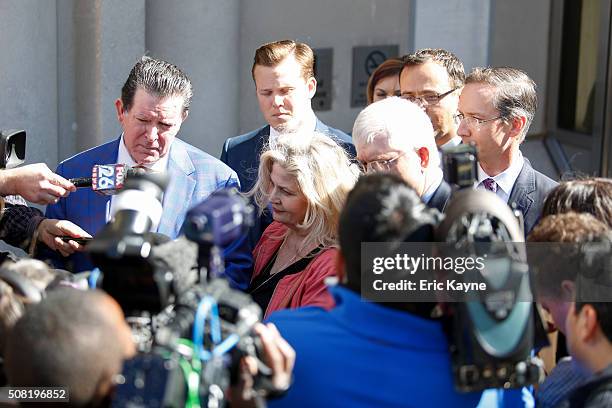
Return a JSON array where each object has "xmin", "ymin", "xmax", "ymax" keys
[
  {"xmin": 252, "ymin": 323, "xmax": 295, "ymax": 392},
  {"xmin": 0, "ymin": 163, "xmax": 76, "ymax": 204},
  {"xmin": 231, "ymin": 323, "xmax": 295, "ymax": 407},
  {"xmin": 37, "ymin": 219, "xmax": 92, "ymax": 257}
]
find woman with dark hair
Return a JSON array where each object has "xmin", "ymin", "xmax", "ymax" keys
[
  {"xmin": 366, "ymin": 57, "xmax": 403, "ymax": 104},
  {"xmin": 542, "ymin": 177, "xmax": 612, "ymax": 228}
]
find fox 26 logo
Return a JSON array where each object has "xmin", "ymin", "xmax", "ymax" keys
[{"xmin": 92, "ymin": 164, "xmax": 126, "ymax": 191}]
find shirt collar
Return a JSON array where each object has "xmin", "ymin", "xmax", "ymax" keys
[
  {"xmin": 117, "ymin": 133, "xmax": 170, "ymax": 173},
  {"xmin": 422, "ymin": 170, "xmax": 444, "ymax": 204},
  {"xmin": 477, "ymin": 150, "xmax": 524, "ymax": 196},
  {"xmin": 327, "ymin": 285, "xmax": 448, "ymax": 350}
]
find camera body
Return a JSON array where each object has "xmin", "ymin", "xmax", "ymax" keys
[
  {"xmin": 442, "ymin": 142, "xmax": 478, "ymax": 189},
  {"xmin": 0, "ymin": 129, "xmax": 26, "ymax": 169},
  {"xmin": 87, "ymin": 180, "xmax": 270, "ymax": 407},
  {"xmin": 439, "ymin": 147, "xmax": 546, "ymax": 392}
]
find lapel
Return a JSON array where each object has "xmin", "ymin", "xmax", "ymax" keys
[
  {"xmin": 255, "ymin": 125, "xmax": 270, "ymax": 154},
  {"xmin": 87, "ymin": 139, "xmax": 120, "ymax": 234},
  {"xmin": 428, "ymin": 180, "xmax": 452, "ymax": 212},
  {"xmin": 508, "ymin": 161, "xmax": 535, "ymax": 219},
  {"xmin": 157, "ymin": 140, "xmax": 196, "ymax": 237}
]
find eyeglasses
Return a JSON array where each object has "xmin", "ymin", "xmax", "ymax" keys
[
  {"xmin": 401, "ymin": 88, "xmax": 457, "ymax": 107},
  {"xmin": 355, "ymin": 152, "xmax": 407, "ymax": 174},
  {"xmin": 454, "ymin": 113, "xmax": 504, "ymax": 127}
]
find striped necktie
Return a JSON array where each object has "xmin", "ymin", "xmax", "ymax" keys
[{"xmin": 482, "ymin": 178, "xmax": 497, "ymax": 193}]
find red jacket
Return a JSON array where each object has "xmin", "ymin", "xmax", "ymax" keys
[{"xmin": 252, "ymin": 222, "xmax": 337, "ymax": 319}]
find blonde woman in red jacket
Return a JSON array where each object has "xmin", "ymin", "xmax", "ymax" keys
[{"xmin": 248, "ymin": 132, "xmax": 358, "ymax": 318}]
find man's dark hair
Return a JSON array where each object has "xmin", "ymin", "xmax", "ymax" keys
[
  {"xmin": 402, "ymin": 48, "xmax": 465, "ymax": 89},
  {"xmin": 542, "ymin": 177, "xmax": 612, "ymax": 228},
  {"xmin": 528, "ymin": 212, "xmax": 609, "ymax": 299},
  {"xmin": 5, "ymin": 288, "xmax": 128, "ymax": 407},
  {"xmin": 121, "ymin": 55, "xmax": 193, "ymax": 114},
  {"xmin": 574, "ymin": 232, "xmax": 612, "ymax": 342},
  {"xmin": 339, "ymin": 173, "xmax": 437, "ymax": 316}
]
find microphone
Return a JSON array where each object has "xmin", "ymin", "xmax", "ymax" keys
[{"xmin": 69, "ymin": 164, "xmax": 148, "ymax": 195}]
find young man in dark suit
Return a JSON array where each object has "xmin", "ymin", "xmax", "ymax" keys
[{"xmin": 221, "ymin": 40, "xmax": 354, "ymax": 246}]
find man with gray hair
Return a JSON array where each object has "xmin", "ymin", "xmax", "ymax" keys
[
  {"xmin": 352, "ymin": 96, "xmax": 451, "ymax": 212},
  {"xmin": 457, "ymin": 67, "xmax": 557, "ymax": 233},
  {"xmin": 44, "ymin": 56, "xmax": 251, "ymax": 288}
]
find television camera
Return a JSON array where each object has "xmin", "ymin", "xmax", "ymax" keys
[
  {"xmin": 87, "ymin": 174, "xmax": 275, "ymax": 407},
  {"xmin": 438, "ymin": 143, "xmax": 546, "ymax": 392}
]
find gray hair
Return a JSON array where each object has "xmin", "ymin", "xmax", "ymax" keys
[
  {"xmin": 121, "ymin": 56, "xmax": 193, "ymax": 114},
  {"xmin": 466, "ymin": 67, "xmax": 537, "ymax": 142},
  {"xmin": 352, "ymin": 97, "xmax": 441, "ymax": 169}
]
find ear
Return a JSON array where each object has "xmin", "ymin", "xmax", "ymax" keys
[
  {"xmin": 417, "ymin": 147, "xmax": 430, "ymax": 168},
  {"xmin": 182, "ymin": 110, "xmax": 189, "ymax": 122},
  {"xmin": 306, "ymin": 76, "xmax": 317, "ymax": 99},
  {"xmin": 508, "ymin": 115, "xmax": 527, "ymax": 139},
  {"xmin": 335, "ymin": 251, "xmax": 347, "ymax": 284},
  {"xmin": 115, "ymin": 98, "xmax": 126, "ymax": 124},
  {"xmin": 561, "ymin": 280, "xmax": 576, "ymax": 302},
  {"xmin": 581, "ymin": 305, "xmax": 600, "ymax": 342}
]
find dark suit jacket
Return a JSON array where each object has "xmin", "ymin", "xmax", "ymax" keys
[
  {"xmin": 220, "ymin": 118, "xmax": 355, "ymax": 248},
  {"xmin": 508, "ymin": 160, "xmax": 558, "ymax": 235},
  {"xmin": 220, "ymin": 118, "xmax": 355, "ymax": 193},
  {"xmin": 427, "ymin": 179, "xmax": 452, "ymax": 213}
]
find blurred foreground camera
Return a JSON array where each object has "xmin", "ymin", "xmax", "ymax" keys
[
  {"xmin": 0, "ymin": 129, "xmax": 26, "ymax": 169},
  {"xmin": 87, "ymin": 182, "xmax": 275, "ymax": 407},
  {"xmin": 436, "ymin": 189, "xmax": 545, "ymax": 392},
  {"xmin": 184, "ymin": 188, "xmax": 254, "ymax": 281},
  {"xmin": 442, "ymin": 142, "xmax": 478, "ymax": 189}
]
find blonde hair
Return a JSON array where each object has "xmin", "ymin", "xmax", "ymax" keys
[
  {"xmin": 252, "ymin": 40, "xmax": 315, "ymax": 82},
  {"xmin": 251, "ymin": 132, "xmax": 359, "ymax": 250}
]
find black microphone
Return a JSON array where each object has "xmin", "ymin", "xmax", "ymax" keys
[{"xmin": 69, "ymin": 164, "xmax": 148, "ymax": 195}]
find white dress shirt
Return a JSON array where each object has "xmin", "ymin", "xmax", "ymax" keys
[
  {"xmin": 106, "ymin": 134, "xmax": 170, "ymax": 222},
  {"xmin": 476, "ymin": 151, "xmax": 525, "ymax": 203}
]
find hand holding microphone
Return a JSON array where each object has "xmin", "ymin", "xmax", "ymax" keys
[
  {"xmin": 69, "ymin": 164, "xmax": 149, "ymax": 195},
  {"xmin": 0, "ymin": 163, "xmax": 76, "ymax": 204}
]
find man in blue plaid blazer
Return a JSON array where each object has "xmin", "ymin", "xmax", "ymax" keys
[{"xmin": 43, "ymin": 56, "xmax": 252, "ymax": 289}]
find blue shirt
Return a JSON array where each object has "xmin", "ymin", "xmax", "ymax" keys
[{"xmin": 266, "ymin": 285, "xmax": 483, "ymax": 408}]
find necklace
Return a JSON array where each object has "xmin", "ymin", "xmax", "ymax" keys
[
  {"xmin": 272, "ymin": 236, "xmax": 305, "ymax": 274},
  {"xmin": 249, "ymin": 236, "xmax": 305, "ymax": 294}
]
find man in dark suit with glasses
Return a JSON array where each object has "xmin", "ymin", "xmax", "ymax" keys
[{"xmin": 456, "ymin": 67, "xmax": 557, "ymax": 234}]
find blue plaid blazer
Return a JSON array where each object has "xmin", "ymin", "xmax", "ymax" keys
[{"xmin": 43, "ymin": 137, "xmax": 253, "ymax": 288}]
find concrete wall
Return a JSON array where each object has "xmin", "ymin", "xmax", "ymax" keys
[
  {"xmin": 0, "ymin": 0, "xmax": 560, "ymax": 179},
  {"xmin": 146, "ymin": 0, "xmax": 241, "ymax": 156},
  {"xmin": 489, "ymin": 0, "xmax": 551, "ymax": 136},
  {"xmin": 413, "ymin": 0, "xmax": 491, "ymax": 72},
  {"xmin": 238, "ymin": 0, "xmax": 413, "ymax": 134},
  {"xmin": 0, "ymin": 0, "xmax": 58, "ymax": 167},
  {"xmin": 489, "ymin": 0, "xmax": 555, "ymax": 177}
]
